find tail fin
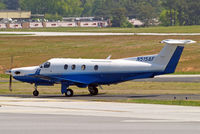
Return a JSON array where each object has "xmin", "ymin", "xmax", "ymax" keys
[{"xmin": 153, "ymin": 39, "xmax": 196, "ymax": 74}]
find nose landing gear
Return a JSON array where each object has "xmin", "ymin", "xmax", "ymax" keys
[
  {"xmin": 33, "ymin": 85, "xmax": 39, "ymax": 96},
  {"xmin": 65, "ymin": 89, "xmax": 74, "ymax": 97}
]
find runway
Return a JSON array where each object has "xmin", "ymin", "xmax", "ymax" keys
[
  {"xmin": 0, "ymin": 96, "xmax": 200, "ymax": 134},
  {"xmin": 0, "ymin": 31, "xmax": 200, "ymax": 36}
]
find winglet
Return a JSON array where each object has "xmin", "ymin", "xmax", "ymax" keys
[{"xmin": 161, "ymin": 39, "xmax": 196, "ymax": 45}]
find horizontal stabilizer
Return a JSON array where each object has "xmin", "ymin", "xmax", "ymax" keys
[{"xmin": 161, "ymin": 39, "xmax": 196, "ymax": 45}]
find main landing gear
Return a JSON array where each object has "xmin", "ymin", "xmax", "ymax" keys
[
  {"xmin": 33, "ymin": 85, "xmax": 39, "ymax": 96},
  {"xmin": 61, "ymin": 84, "xmax": 74, "ymax": 97},
  {"xmin": 64, "ymin": 86, "xmax": 99, "ymax": 97},
  {"xmin": 88, "ymin": 86, "xmax": 98, "ymax": 96},
  {"xmin": 62, "ymin": 85, "xmax": 99, "ymax": 97}
]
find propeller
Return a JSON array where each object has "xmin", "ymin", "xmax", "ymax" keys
[
  {"xmin": 7, "ymin": 56, "xmax": 13, "ymax": 92},
  {"xmin": 9, "ymin": 75, "xmax": 12, "ymax": 91}
]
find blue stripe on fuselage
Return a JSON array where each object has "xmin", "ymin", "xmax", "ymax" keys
[
  {"xmin": 13, "ymin": 71, "xmax": 157, "ymax": 85},
  {"xmin": 13, "ymin": 76, "xmax": 54, "ymax": 86}
]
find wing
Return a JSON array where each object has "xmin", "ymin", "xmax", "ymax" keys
[
  {"xmin": 29, "ymin": 74, "xmax": 97, "ymax": 85},
  {"xmin": 28, "ymin": 68, "xmax": 97, "ymax": 85}
]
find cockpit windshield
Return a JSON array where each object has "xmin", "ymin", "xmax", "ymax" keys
[{"xmin": 43, "ymin": 62, "xmax": 51, "ymax": 68}]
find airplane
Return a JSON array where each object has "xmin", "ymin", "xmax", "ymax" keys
[{"xmin": 6, "ymin": 39, "xmax": 196, "ymax": 97}]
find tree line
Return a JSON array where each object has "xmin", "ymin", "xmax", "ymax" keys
[{"xmin": 0, "ymin": 0, "xmax": 199, "ymax": 27}]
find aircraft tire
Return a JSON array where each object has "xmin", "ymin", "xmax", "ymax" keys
[
  {"xmin": 33, "ymin": 90, "xmax": 39, "ymax": 96},
  {"xmin": 65, "ymin": 89, "xmax": 74, "ymax": 97},
  {"xmin": 89, "ymin": 87, "xmax": 98, "ymax": 96}
]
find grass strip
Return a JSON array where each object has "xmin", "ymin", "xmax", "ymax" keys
[
  {"xmin": 0, "ymin": 74, "xmax": 9, "ymax": 78},
  {"xmin": 1, "ymin": 25, "xmax": 200, "ymax": 33},
  {"xmin": 95, "ymin": 99, "xmax": 200, "ymax": 107}
]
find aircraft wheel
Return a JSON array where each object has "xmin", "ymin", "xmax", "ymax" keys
[
  {"xmin": 89, "ymin": 86, "xmax": 98, "ymax": 96},
  {"xmin": 33, "ymin": 90, "xmax": 39, "ymax": 96},
  {"xmin": 65, "ymin": 89, "xmax": 74, "ymax": 97}
]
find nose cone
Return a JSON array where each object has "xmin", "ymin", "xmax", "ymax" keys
[
  {"xmin": 8, "ymin": 66, "xmax": 39, "ymax": 76},
  {"xmin": 5, "ymin": 70, "xmax": 12, "ymax": 75}
]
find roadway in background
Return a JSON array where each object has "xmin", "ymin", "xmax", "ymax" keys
[{"xmin": 0, "ymin": 31, "xmax": 200, "ymax": 36}]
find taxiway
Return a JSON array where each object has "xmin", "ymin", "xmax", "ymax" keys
[{"xmin": 0, "ymin": 96, "xmax": 200, "ymax": 134}]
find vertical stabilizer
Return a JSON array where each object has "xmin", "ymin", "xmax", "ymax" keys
[{"xmin": 153, "ymin": 39, "xmax": 196, "ymax": 74}]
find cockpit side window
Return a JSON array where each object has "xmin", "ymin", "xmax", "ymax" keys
[{"xmin": 44, "ymin": 62, "xmax": 51, "ymax": 68}]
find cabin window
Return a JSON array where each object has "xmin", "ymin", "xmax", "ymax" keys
[
  {"xmin": 71, "ymin": 64, "xmax": 76, "ymax": 70},
  {"xmin": 64, "ymin": 64, "xmax": 68, "ymax": 70},
  {"xmin": 81, "ymin": 65, "xmax": 86, "ymax": 70},
  {"xmin": 94, "ymin": 65, "xmax": 98, "ymax": 71},
  {"xmin": 44, "ymin": 62, "xmax": 51, "ymax": 68}
]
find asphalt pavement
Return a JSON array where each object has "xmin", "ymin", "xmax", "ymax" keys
[
  {"xmin": 1, "ymin": 113, "xmax": 200, "ymax": 134},
  {"xmin": 1, "ymin": 96, "xmax": 200, "ymax": 134}
]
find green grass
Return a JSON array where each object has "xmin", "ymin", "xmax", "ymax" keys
[
  {"xmin": 173, "ymin": 72, "xmax": 200, "ymax": 75},
  {"xmin": 1, "ymin": 25, "xmax": 200, "ymax": 33},
  {"xmin": 1, "ymin": 81, "xmax": 200, "ymax": 95},
  {"xmin": 0, "ymin": 74, "xmax": 9, "ymax": 78},
  {"xmin": 1, "ymin": 79, "xmax": 200, "ymax": 106},
  {"xmin": 102, "ymin": 99, "xmax": 200, "ymax": 107},
  {"xmin": 0, "ymin": 35, "xmax": 199, "ymax": 74}
]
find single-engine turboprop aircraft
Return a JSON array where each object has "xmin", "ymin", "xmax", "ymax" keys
[{"xmin": 6, "ymin": 39, "xmax": 196, "ymax": 97}]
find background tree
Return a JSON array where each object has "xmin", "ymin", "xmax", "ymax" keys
[
  {"xmin": 3, "ymin": 0, "xmax": 20, "ymax": 10},
  {"xmin": 111, "ymin": 8, "xmax": 132, "ymax": 27},
  {"xmin": 0, "ymin": 0, "xmax": 199, "ymax": 26},
  {"xmin": 0, "ymin": 1, "xmax": 6, "ymax": 10},
  {"xmin": 162, "ymin": 0, "xmax": 177, "ymax": 26},
  {"xmin": 81, "ymin": 0, "xmax": 94, "ymax": 16},
  {"xmin": 136, "ymin": 2, "xmax": 157, "ymax": 26}
]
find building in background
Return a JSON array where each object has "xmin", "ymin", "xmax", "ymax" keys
[
  {"xmin": 0, "ymin": 11, "xmax": 110, "ymax": 29},
  {"xmin": 0, "ymin": 10, "xmax": 31, "ymax": 19}
]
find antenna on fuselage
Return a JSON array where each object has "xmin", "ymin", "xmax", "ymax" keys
[{"xmin": 106, "ymin": 55, "xmax": 112, "ymax": 59}]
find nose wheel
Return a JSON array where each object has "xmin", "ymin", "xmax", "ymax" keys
[
  {"xmin": 65, "ymin": 89, "xmax": 74, "ymax": 97},
  {"xmin": 33, "ymin": 90, "xmax": 39, "ymax": 96},
  {"xmin": 33, "ymin": 85, "xmax": 39, "ymax": 96}
]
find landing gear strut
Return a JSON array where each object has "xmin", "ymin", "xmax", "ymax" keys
[
  {"xmin": 88, "ymin": 86, "xmax": 98, "ymax": 96},
  {"xmin": 61, "ymin": 84, "xmax": 74, "ymax": 97},
  {"xmin": 65, "ymin": 89, "xmax": 74, "ymax": 97},
  {"xmin": 33, "ymin": 85, "xmax": 39, "ymax": 96}
]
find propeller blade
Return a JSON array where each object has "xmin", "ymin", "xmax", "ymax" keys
[
  {"xmin": 10, "ymin": 56, "xmax": 13, "ymax": 69},
  {"xmin": 9, "ymin": 75, "xmax": 12, "ymax": 92},
  {"xmin": 8, "ymin": 56, "xmax": 14, "ymax": 92}
]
